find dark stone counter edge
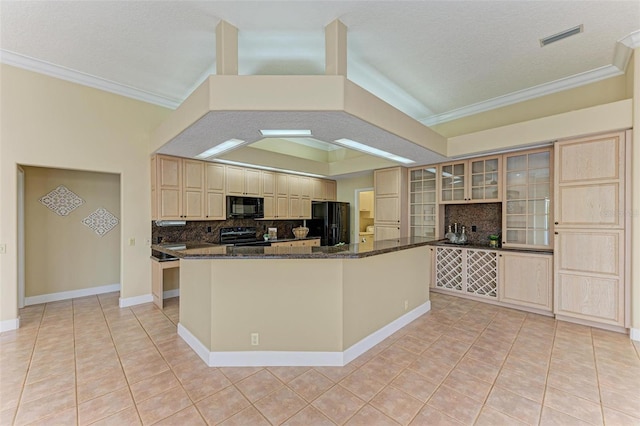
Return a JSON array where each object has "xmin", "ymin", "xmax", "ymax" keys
[{"xmin": 151, "ymin": 238, "xmax": 552, "ymax": 260}]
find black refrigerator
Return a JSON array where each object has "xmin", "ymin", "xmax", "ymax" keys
[{"xmin": 308, "ymin": 201, "xmax": 350, "ymax": 246}]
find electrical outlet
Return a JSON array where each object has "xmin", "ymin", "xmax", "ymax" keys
[
  {"xmin": 207, "ymin": 226, "xmax": 212, "ymax": 233},
  {"xmin": 251, "ymin": 333, "xmax": 259, "ymax": 346},
  {"xmin": 0, "ymin": 244, "xmax": 6, "ymax": 254},
  {"xmin": 404, "ymin": 300, "xmax": 409, "ymax": 311},
  {"xmin": 471, "ymin": 225, "xmax": 477, "ymax": 232}
]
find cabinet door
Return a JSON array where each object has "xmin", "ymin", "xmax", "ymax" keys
[
  {"xmin": 301, "ymin": 199, "xmax": 311, "ymax": 219},
  {"xmin": 262, "ymin": 171, "xmax": 275, "ymax": 196},
  {"xmin": 299, "ymin": 177, "xmax": 311, "ymax": 198},
  {"xmin": 157, "ymin": 156, "xmax": 182, "ymax": 219},
  {"xmin": 276, "ymin": 173, "xmax": 289, "ymax": 197},
  {"xmin": 465, "ymin": 249, "xmax": 497, "ymax": 298},
  {"xmin": 183, "ymin": 160, "xmax": 204, "ymax": 219},
  {"xmin": 311, "ymin": 178, "xmax": 324, "ymax": 200},
  {"xmin": 276, "ymin": 196, "xmax": 289, "ymax": 219},
  {"xmin": 244, "ymin": 169, "xmax": 262, "ymax": 196},
  {"xmin": 503, "ymin": 148, "xmax": 552, "ymax": 249},
  {"xmin": 409, "ymin": 166, "xmax": 438, "ymax": 239},
  {"xmin": 289, "ymin": 197, "xmax": 301, "ymax": 218},
  {"xmin": 289, "ymin": 175, "xmax": 301, "ymax": 197},
  {"xmin": 206, "ymin": 163, "xmax": 225, "ymax": 192},
  {"xmin": 435, "ymin": 247, "xmax": 463, "ymax": 291},
  {"xmin": 324, "ymin": 180, "xmax": 337, "ymax": 201},
  {"xmin": 206, "ymin": 192, "xmax": 225, "ymax": 220},
  {"xmin": 440, "ymin": 162, "xmax": 466, "ymax": 203},
  {"xmin": 375, "ymin": 197, "xmax": 400, "ymax": 224},
  {"xmin": 374, "ymin": 225, "xmax": 401, "ymax": 241},
  {"xmin": 375, "ymin": 168, "xmax": 401, "ymax": 196},
  {"xmin": 499, "ymin": 252, "xmax": 552, "ymax": 311},
  {"xmin": 554, "ymin": 229, "xmax": 624, "ymax": 326},
  {"xmin": 469, "ymin": 156, "xmax": 501, "ymax": 202},
  {"xmin": 262, "ymin": 196, "xmax": 276, "ymax": 220},
  {"xmin": 226, "ymin": 166, "xmax": 245, "ymax": 195}
]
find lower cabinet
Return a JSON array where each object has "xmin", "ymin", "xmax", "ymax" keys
[
  {"xmin": 434, "ymin": 247, "xmax": 498, "ymax": 299},
  {"xmin": 270, "ymin": 239, "xmax": 320, "ymax": 247},
  {"xmin": 499, "ymin": 251, "xmax": 552, "ymax": 312}
]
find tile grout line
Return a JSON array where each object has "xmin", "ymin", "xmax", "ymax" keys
[
  {"xmin": 536, "ymin": 313, "xmax": 558, "ymax": 426},
  {"xmin": 590, "ymin": 327, "xmax": 606, "ymax": 426}
]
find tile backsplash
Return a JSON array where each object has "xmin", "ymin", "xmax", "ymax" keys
[
  {"xmin": 152, "ymin": 219, "xmax": 304, "ymax": 244},
  {"xmin": 444, "ymin": 203, "xmax": 502, "ymax": 246}
]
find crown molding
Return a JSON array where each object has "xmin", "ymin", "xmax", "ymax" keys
[
  {"xmin": 0, "ymin": 49, "xmax": 181, "ymax": 109},
  {"xmin": 619, "ymin": 29, "xmax": 640, "ymax": 49},
  {"xmin": 421, "ymin": 64, "xmax": 623, "ymax": 126}
]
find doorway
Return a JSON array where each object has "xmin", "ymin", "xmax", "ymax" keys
[{"xmin": 354, "ymin": 188, "xmax": 375, "ymax": 246}]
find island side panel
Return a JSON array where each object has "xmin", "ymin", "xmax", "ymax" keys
[
  {"xmin": 179, "ymin": 259, "xmax": 213, "ymax": 348},
  {"xmin": 342, "ymin": 246, "xmax": 431, "ymax": 349},
  {"xmin": 210, "ymin": 259, "xmax": 344, "ymax": 352}
]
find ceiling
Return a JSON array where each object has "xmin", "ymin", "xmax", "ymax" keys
[{"xmin": 1, "ymin": 1, "xmax": 639, "ymax": 176}]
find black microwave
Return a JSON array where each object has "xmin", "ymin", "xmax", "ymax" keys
[{"xmin": 226, "ymin": 196, "xmax": 264, "ymax": 219}]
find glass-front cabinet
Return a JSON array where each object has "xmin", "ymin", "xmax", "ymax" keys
[
  {"xmin": 440, "ymin": 156, "xmax": 501, "ymax": 204},
  {"xmin": 409, "ymin": 166, "xmax": 438, "ymax": 239},
  {"xmin": 502, "ymin": 148, "xmax": 552, "ymax": 249}
]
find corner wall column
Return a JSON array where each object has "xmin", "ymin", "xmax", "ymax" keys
[
  {"xmin": 216, "ymin": 20, "xmax": 238, "ymax": 75},
  {"xmin": 325, "ymin": 19, "xmax": 347, "ymax": 76}
]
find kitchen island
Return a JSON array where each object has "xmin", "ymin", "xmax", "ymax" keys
[{"xmin": 152, "ymin": 237, "xmax": 434, "ymax": 367}]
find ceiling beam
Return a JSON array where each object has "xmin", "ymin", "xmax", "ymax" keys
[
  {"xmin": 216, "ymin": 20, "xmax": 238, "ymax": 75},
  {"xmin": 325, "ymin": 19, "xmax": 347, "ymax": 76}
]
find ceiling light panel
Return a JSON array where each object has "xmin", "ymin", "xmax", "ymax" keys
[
  {"xmin": 196, "ymin": 139, "xmax": 245, "ymax": 159},
  {"xmin": 259, "ymin": 129, "xmax": 312, "ymax": 137},
  {"xmin": 333, "ymin": 138, "xmax": 415, "ymax": 164}
]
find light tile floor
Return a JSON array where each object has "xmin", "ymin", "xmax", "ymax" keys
[{"xmin": 1, "ymin": 292, "xmax": 639, "ymax": 425}]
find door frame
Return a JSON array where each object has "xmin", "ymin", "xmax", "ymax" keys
[
  {"xmin": 17, "ymin": 166, "xmax": 25, "ymax": 309},
  {"xmin": 354, "ymin": 187, "xmax": 374, "ymax": 242}
]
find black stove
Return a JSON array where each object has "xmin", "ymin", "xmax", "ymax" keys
[{"xmin": 220, "ymin": 227, "xmax": 270, "ymax": 246}]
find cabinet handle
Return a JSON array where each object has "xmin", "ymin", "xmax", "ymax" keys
[
  {"xmin": 554, "ymin": 222, "xmax": 559, "ymax": 225},
  {"xmin": 554, "ymin": 232, "xmax": 558, "ymax": 235},
  {"xmin": 499, "ymin": 254, "xmax": 502, "ymax": 257}
]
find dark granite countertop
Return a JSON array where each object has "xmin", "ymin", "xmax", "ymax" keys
[{"xmin": 151, "ymin": 237, "xmax": 437, "ymax": 260}]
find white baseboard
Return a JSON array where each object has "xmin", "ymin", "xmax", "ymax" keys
[
  {"xmin": 25, "ymin": 283, "xmax": 121, "ymax": 306},
  {"xmin": 631, "ymin": 328, "xmax": 640, "ymax": 342},
  {"xmin": 163, "ymin": 289, "xmax": 180, "ymax": 299},
  {"xmin": 177, "ymin": 300, "xmax": 432, "ymax": 367},
  {"xmin": 119, "ymin": 293, "xmax": 153, "ymax": 308},
  {"xmin": 0, "ymin": 317, "xmax": 20, "ymax": 332},
  {"xmin": 343, "ymin": 300, "xmax": 431, "ymax": 365}
]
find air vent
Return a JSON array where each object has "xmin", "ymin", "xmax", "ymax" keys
[{"xmin": 540, "ymin": 25, "xmax": 583, "ymax": 47}]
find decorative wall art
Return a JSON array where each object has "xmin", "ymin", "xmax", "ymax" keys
[
  {"xmin": 82, "ymin": 208, "xmax": 119, "ymax": 236},
  {"xmin": 39, "ymin": 185, "xmax": 85, "ymax": 216}
]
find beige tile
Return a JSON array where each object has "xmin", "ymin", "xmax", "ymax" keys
[
  {"xmin": 218, "ymin": 367, "xmax": 264, "ymax": 383},
  {"xmin": 544, "ymin": 386, "xmax": 603, "ymax": 425},
  {"xmin": 600, "ymin": 386, "xmax": 640, "ymax": 418},
  {"xmin": 129, "ymin": 370, "xmax": 181, "ymax": 403},
  {"xmin": 196, "ymin": 385, "xmax": 251, "ymax": 424},
  {"xmin": 14, "ymin": 388, "xmax": 76, "ymax": 426},
  {"xmin": 179, "ymin": 368, "xmax": 232, "ymax": 402},
  {"xmin": 485, "ymin": 386, "xmax": 541, "ymax": 425},
  {"xmin": 393, "ymin": 335, "xmax": 432, "ymax": 354},
  {"xmin": 494, "ymin": 367, "xmax": 546, "ymax": 403},
  {"xmin": 288, "ymin": 369, "xmax": 335, "ymax": 402},
  {"xmin": 314, "ymin": 364, "xmax": 357, "ymax": 383},
  {"xmin": 312, "ymin": 385, "xmax": 365, "ymax": 425},
  {"xmin": 254, "ymin": 385, "xmax": 307, "ymax": 424},
  {"xmin": 235, "ymin": 369, "xmax": 284, "ymax": 402},
  {"xmin": 77, "ymin": 387, "xmax": 133, "ymax": 426},
  {"xmin": 136, "ymin": 386, "xmax": 192, "ymax": 425},
  {"xmin": 25, "ymin": 406, "xmax": 77, "ymax": 425},
  {"xmin": 474, "ymin": 406, "xmax": 528, "ymax": 426},
  {"xmin": 407, "ymin": 356, "xmax": 453, "ymax": 384},
  {"xmin": 339, "ymin": 368, "xmax": 386, "ymax": 401},
  {"xmin": 389, "ymin": 370, "xmax": 439, "ymax": 403},
  {"xmin": 379, "ymin": 345, "xmax": 420, "ymax": 367},
  {"xmin": 441, "ymin": 369, "xmax": 492, "ymax": 403},
  {"xmin": 453, "ymin": 355, "xmax": 502, "ymax": 383},
  {"xmin": 120, "ymin": 348, "xmax": 170, "ymax": 384},
  {"xmin": 409, "ymin": 405, "xmax": 464, "ymax": 426},
  {"xmin": 427, "ymin": 385, "xmax": 483, "ymax": 424},
  {"xmin": 0, "ymin": 406, "xmax": 16, "ymax": 425},
  {"xmin": 546, "ymin": 370, "xmax": 600, "ymax": 403},
  {"xmin": 602, "ymin": 407, "xmax": 640, "ymax": 425},
  {"xmin": 358, "ymin": 356, "xmax": 405, "ymax": 384},
  {"xmin": 154, "ymin": 405, "xmax": 207, "ymax": 425},
  {"xmin": 89, "ymin": 406, "xmax": 141, "ymax": 426},
  {"xmin": 281, "ymin": 404, "xmax": 336, "ymax": 426},
  {"xmin": 345, "ymin": 405, "xmax": 400, "ymax": 426},
  {"xmin": 77, "ymin": 370, "xmax": 127, "ymax": 403},
  {"xmin": 540, "ymin": 406, "xmax": 588, "ymax": 425},
  {"xmin": 219, "ymin": 406, "xmax": 271, "ymax": 426},
  {"xmin": 370, "ymin": 386, "xmax": 423, "ymax": 425},
  {"xmin": 267, "ymin": 366, "xmax": 310, "ymax": 383}
]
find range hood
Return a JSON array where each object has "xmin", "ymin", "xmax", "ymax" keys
[{"xmin": 149, "ymin": 20, "xmax": 449, "ymax": 176}]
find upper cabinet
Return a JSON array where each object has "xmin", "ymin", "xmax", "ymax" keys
[
  {"xmin": 440, "ymin": 156, "xmax": 501, "ymax": 204},
  {"xmin": 409, "ymin": 165, "xmax": 439, "ymax": 239},
  {"xmin": 151, "ymin": 154, "xmax": 336, "ymax": 221},
  {"xmin": 502, "ymin": 148, "xmax": 552, "ymax": 249},
  {"xmin": 374, "ymin": 167, "xmax": 407, "ymax": 240},
  {"xmin": 226, "ymin": 166, "xmax": 261, "ymax": 197}
]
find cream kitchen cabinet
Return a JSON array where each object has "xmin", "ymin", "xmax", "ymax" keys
[
  {"xmin": 270, "ymin": 238, "xmax": 320, "ymax": 247},
  {"xmin": 204, "ymin": 163, "xmax": 225, "ymax": 220},
  {"xmin": 225, "ymin": 166, "xmax": 261, "ymax": 197},
  {"xmin": 311, "ymin": 178, "xmax": 337, "ymax": 201},
  {"xmin": 374, "ymin": 167, "xmax": 407, "ymax": 240},
  {"xmin": 434, "ymin": 246, "xmax": 498, "ymax": 300},
  {"xmin": 502, "ymin": 148, "xmax": 553, "ymax": 249},
  {"xmin": 499, "ymin": 251, "xmax": 552, "ymax": 313},
  {"xmin": 409, "ymin": 165, "xmax": 439, "ymax": 239},
  {"xmin": 553, "ymin": 130, "xmax": 629, "ymax": 330},
  {"xmin": 440, "ymin": 156, "xmax": 501, "ymax": 204},
  {"xmin": 151, "ymin": 155, "xmax": 204, "ymax": 220}
]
